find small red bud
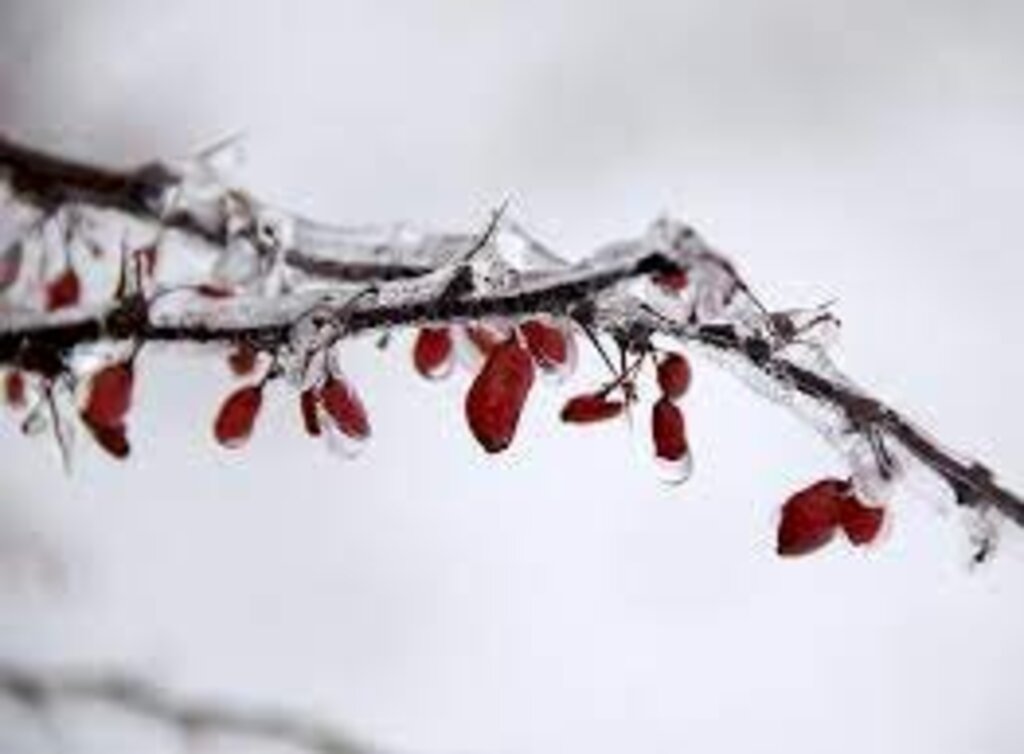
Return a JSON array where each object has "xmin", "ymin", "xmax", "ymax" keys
[
  {"xmin": 82, "ymin": 362, "xmax": 134, "ymax": 429},
  {"xmin": 651, "ymin": 397, "xmax": 688, "ymax": 461},
  {"xmin": 657, "ymin": 353, "xmax": 691, "ymax": 400},
  {"xmin": 299, "ymin": 387, "xmax": 322, "ymax": 437},
  {"xmin": 227, "ymin": 343, "xmax": 259, "ymax": 377},
  {"xmin": 519, "ymin": 319, "xmax": 570, "ymax": 370},
  {"xmin": 4, "ymin": 371, "xmax": 26, "ymax": 408},
  {"xmin": 776, "ymin": 479, "xmax": 847, "ymax": 557},
  {"xmin": 838, "ymin": 496, "xmax": 886, "ymax": 546},
  {"xmin": 413, "ymin": 327, "xmax": 454, "ymax": 379},
  {"xmin": 560, "ymin": 393, "xmax": 624, "ymax": 424},
  {"xmin": 320, "ymin": 375, "xmax": 370, "ymax": 440}
]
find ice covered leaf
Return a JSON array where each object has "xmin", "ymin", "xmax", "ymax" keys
[
  {"xmin": 838, "ymin": 496, "xmax": 886, "ymax": 546},
  {"xmin": 81, "ymin": 362, "xmax": 134, "ymax": 429},
  {"xmin": 413, "ymin": 327, "xmax": 454, "ymax": 380},
  {"xmin": 320, "ymin": 375, "xmax": 370, "ymax": 440},
  {"xmin": 214, "ymin": 385, "xmax": 263, "ymax": 448},
  {"xmin": 465, "ymin": 337, "xmax": 535, "ymax": 453},
  {"xmin": 776, "ymin": 479, "xmax": 846, "ymax": 557},
  {"xmin": 519, "ymin": 319, "xmax": 569, "ymax": 369},
  {"xmin": 560, "ymin": 393, "xmax": 624, "ymax": 424},
  {"xmin": 651, "ymin": 397, "xmax": 688, "ymax": 461},
  {"xmin": 4, "ymin": 371, "xmax": 26, "ymax": 408},
  {"xmin": 299, "ymin": 387, "xmax": 322, "ymax": 437},
  {"xmin": 657, "ymin": 352, "xmax": 692, "ymax": 400},
  {"xmin": 45, "ymin": 267, "xmax": 80, "ymax": 311}
]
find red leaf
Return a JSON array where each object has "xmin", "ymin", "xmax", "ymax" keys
[
  {"xmin": 519, "ymin": 319, "xmax": 569, "ymax": 369},
  {"xmin": 465, "ymin": 337, "xmax": 535, "ymax": 453},
  {"xmin": 657, "ymin": 352, "xmax": 691, "ymax": 400},
  {"xmin": 776, "ymin": 479, "xmax": 847, "ymax": 557},
  {"xmin": 560, "ymin": 393, "xmax": 624, "ymax": 424},
  {"xmin": 839, "ymin": 496, "xmax": 885, "ymax": 546},
  {"xmin": 46, "ymin": 268, "xmax": 80, "ymax": 311},
  {"xmin": 82, "ymin": 362, "xmax": 134, "ymax": 429},
  {"xmin": 299, "ymin": 388, "xmax": 322, "ymax": 437},
  {"xmin": 228, "ymin": 343, "xmax": 258, "ymax": 377},
  {"xmin": 654, "ymin": 270, "xmax": 689, "ymax": 292},
  {"xmin": 651, "ymin": 397, "xmax": 688, "ymax": 461},
  {"xmin": 214, "ymin": 385, "xmax": 263, "ymax": 448},
  {"xmin": 4, "ymin": 371, "xmax": 25, "ymax": 408},
  {"xmin": 87, "ymin": 421, "xmax": 130, "ymax": 459},
  {"xmin": 413, "ymin": 327, "xmax": 453, "ymax": 379},
  {"xmin": 320, "ymin": 375, "xmax": 370, "ymax": 439}
]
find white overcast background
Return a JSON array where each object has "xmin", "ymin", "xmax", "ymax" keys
[{"xmin": 2, "ymin": 1, "xmax": 1024, "ymax": 753}]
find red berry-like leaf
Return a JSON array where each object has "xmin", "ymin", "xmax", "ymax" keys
[
  {"xmin": 776, "ymin": 479, "xmax": 847, "ymax": 557},
  {"xmin": 651, "ymin": 397, "xmax": 688, "ymax": 461},
  {"xmin": 320, "ymin": 375, "xmax": 370, "ymax": 439},
  {"xmin": 214, "ymin": 385, "xmax": 263, "ymax": 448},
  {"xmin": 413, "ymin": 327, "xmax": 453, "ymax": 379},
  {"xmin": 299, "ymin": 387, "xmax": 322, "ymax": 437},
  {"xmin": 46, "ymin": 268, "xmax": 80, "ymax": 311},
  {"xmin": 5, "ymin": 371, "xmax": 26, "ymax": 408},
  {"xmin": 519, "ymin": 319, "xmax": 569, "ymax": 370},
  {"xmin": 82, "ymin": 362, "xmax": 134, "ymax": 429},
  {"xmin": 465, "ymin": 337, "xmax": 535, "ymax": 453},
  {"xmin": 560, "ymin": 393, "xmax": 625, "ymax": 424},
  {"xmin": 87, "ymin": 421, "xmax": 130, "ymax": 459},
  {"xmin": 839, "ymin": 496, "xmax": 886, "ymax": 546},
  {"xmin": 228, "ymin": 343, "xmax": 259, "ymax": 377},
  {"xmin": 657, "ymin": 352, "xmax": 691, "ymax": 400}
]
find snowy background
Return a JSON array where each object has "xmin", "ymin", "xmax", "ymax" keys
[{"xmin": 2, "ymin": 1, "xmax": 1024, "ymax": 752}]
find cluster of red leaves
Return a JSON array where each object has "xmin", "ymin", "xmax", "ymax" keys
[
  {"xmin": 410, "ymin": 319, "xmax": 574, "ymax": 453},
  {"xmin": 651, "ymin": 353, "xmax": 692, "ymax": 463},
  {"xmin": 213, "ymin": 354, "xmax": 371, "ymax": 451},
  {"xmin": 80, "ymin": 361, "xmax": 135, "ymax": 458},
  {"xmin": 776, "ymin": 478, "xmax": 886, "ymax": 557}
]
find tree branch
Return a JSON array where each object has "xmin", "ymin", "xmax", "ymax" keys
[
  {"xmin": 0, "ymin": 663, "xmax": 380, "ymax": 754},
  {"xmin": 0, "ymin": 133, "xmax": 1021, "ymax": 556}
]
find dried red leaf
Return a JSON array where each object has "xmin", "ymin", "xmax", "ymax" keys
[
  {"xmin": 4, "ymin": 371, "xmax": 26, "ymax": 408},
  {"xmin": 651, "ymin": 397, "xmax": 688, "ymax": 461},
  {"xmin": 413, "ymin": 327, "xmax": 453, "ymax": 378},
  {"xmin": 465, "ymin": 337, "xmax": 535, "ymax": 453},
  {"xmin": 82, "ymin": 362, "xmax": 134, "ymax": 429},
  {"xmin": 839, "ymin": 496, "xmax": 886, "ymax": 546},
  {"xmin": 228, "ymin": 343, "xmax": 258, "ymax": 377},
  {"xmin": 519, "ymin": 319, "xmax": 569, "ymax": 369},
  {"xmin": 320, "ymin": 375, "xmax": 370, "ymax": 439},
  {"xmin": 657, "ymin": 352, "xmax": 692, "ymax": 400},
  {"xmin": 46, "ymin": 268, "xmax": 80, "ymax": 311},
  {"xmin": 299, "ymin": 387, "xmax": 322, "ymax": 437},
  {"xmin": 776, "ymin": 479, "xmax": 847, "ymax": 557},
  {"xmin": 87, "ymin": 421, "xmax": 130, "ymax": 459},
  {"xmin": 560, "ymin": 393, "xmax": 625, "ymax": 424},
  {"xmin": 214, "ymin": 385, "xmax": 263, "ymax": 448}
]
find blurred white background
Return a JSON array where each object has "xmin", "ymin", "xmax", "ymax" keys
[{"xmin": 2, "ymin": 1, "xmax": 1024, "ymax": 752}]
